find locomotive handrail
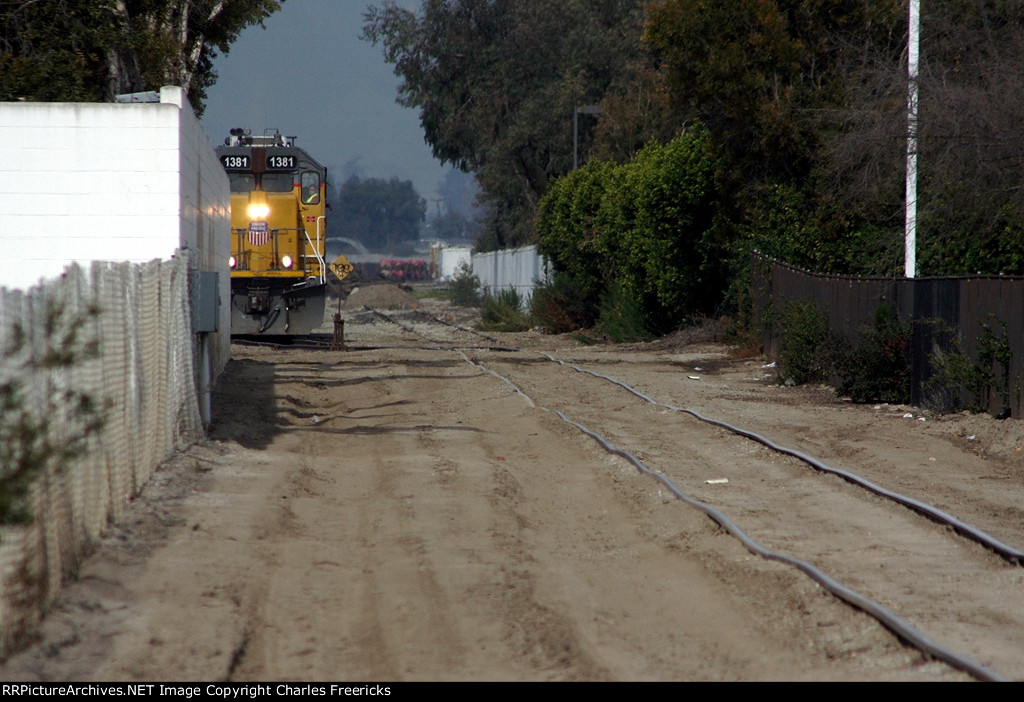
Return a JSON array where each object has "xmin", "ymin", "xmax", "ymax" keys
[
  {"xmin": 308, "ymin": 216, "xmax": 327, "ymax": 284},
  {"xmin": 232, "ymin": 229, "xmax": 250, "ymax": 269}
]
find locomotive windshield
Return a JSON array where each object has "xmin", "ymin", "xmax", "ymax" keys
[
  {"xmin": 301, "ymin": 172, "xmax": 320, "ymax": 204},
  {"xmin": 261, "ymin": 173, "xmax": 293, "ymax": 192},
  {"xmin": 227, "ymin": 172, "xmax": 294, "ymax": 193},
  {"xmin": 228, "ymin": 173, "xmax": 255, "ymax": 192}
]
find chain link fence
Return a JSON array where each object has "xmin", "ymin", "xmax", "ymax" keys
[{"xmin": 0, "ymin": 252, "xmax": 202, "ymax": 656}]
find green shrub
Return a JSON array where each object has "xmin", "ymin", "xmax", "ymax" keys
[
  {"xmin": 536, "ymin": 125, "xmax": 722, "ymax": 336},
  {"xmin": 529, "ymin": 273, "xmax": 597, "ymax": 334},
  {"xmin": 928, "ymin": 344, "xmax": 983, "ymax": 412},
  {"xmin": 536, "ymin": 160, "xmax": 619, "ymax": 319},
  {"xmin": 777, "ymin": 301, "xmax": 837, "ymax": 385},
  {"xmin": 611, "ymin": 127, "xmax": 721, "ymax": 333},
  {"xmin": 479, "ymin": 287, "xmax": 532, "ymax": 332},
  {"xmin": 928, "ymin": 316, "xmax": 1012, "ymax": 414},
  {"xmin": 836, "ymin": 305, "xmax": 911, "ymax": 404},
  {"xmin": 597, "ymin": 282, "xmax": 652, "ymax": 343},
  {"xmin": 448, "ymin": 262, "xmax": 481, "ymax": 307}
]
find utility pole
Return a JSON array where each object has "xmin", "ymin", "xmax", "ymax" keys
[{"xmin": 905, "ymin": 0, "xmax": 920, "ymax": 278}]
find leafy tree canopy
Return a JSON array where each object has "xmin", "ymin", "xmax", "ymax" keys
[
  {"xmin": 333, "ymin": 175, "xmax": 426, "ymax": 252},
  {"xmin": 428, "ymin": 208, "xmax": 479, "ymax": 244},
  {"xmin": 0, "ymin": 0, "xmax": 284, "ymax": 113},
  {"xmin": 644, "ymin": 0, "xmax": 898, "ymax": 185},
  {"xmin": 645, "ymin": 0, "xmax": 1024, "ymax": 277},
  {"xmin": 538, "ymin": 127, "xmax": 722, "ymax": 335},
  {"xmin": 363, "ymin": 0, "xmax": 650, "ymax": 250}
]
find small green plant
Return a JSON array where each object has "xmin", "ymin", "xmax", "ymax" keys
[
  {"xmin": 777, "ymin": 300, "xmax": 838, "ymax": 385},
  {"xmin": 479, "ymin": 287, "xmax": 532, "ymax": 332},
  {"xmin": 836, "ymin": 304, "xmax": 911, "ymax": 403},
  {"xmin": 528, "ymin": 273, "xmax": 597, "ymax": 334},
  {"xmin": 597, "ymin": 282, "xmax": 652, "ymax": 343},
  {"xmin": 410, "ymin": 287, "xmax": 452, "ymax": 301},
  {"xmin": 0, "ymin": 297, "xmax": 105, "ymax": 528},
  {"xmin": 448, "ymin": 262, "xmax": 481, "ymax": 307},
  {"xmin": 928, "ymin": 315, "xmax": 1012, "ymax": 414},
  {"xmin": 978, "ymin": 317, "xmax": 1012, "ymax": 412}
]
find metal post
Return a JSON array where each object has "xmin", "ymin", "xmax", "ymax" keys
[
  {"xmin": 574, "ymin": 105, "xmax": 601, "ymax": 170},
  {"xmin": 331, "ymin": 313, "xmax": 346, "ymax": 351},
  {"xmin": 573, "ymin": 108, "xmax": 579, "ymax": 170}
]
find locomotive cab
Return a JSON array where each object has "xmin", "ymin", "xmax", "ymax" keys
[{"xmin": 217, "ymin": 129, "xmax": 328, "ymax": 335}]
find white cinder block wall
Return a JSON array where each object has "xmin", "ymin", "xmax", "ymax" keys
[
  {"xmin": 168, "ymin": 87, "xmax": 232, "ymax": 373},
  {"xmin": 0, "ymin": 87, "xmax": 230, "ymax": 375}
]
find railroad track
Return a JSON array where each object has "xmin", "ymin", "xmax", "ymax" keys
[{"xmin": 260, "ymin": 308, "xmax": 1024, "ymax": 680}]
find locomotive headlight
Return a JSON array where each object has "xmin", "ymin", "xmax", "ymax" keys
[
  {"xmin": 281, "ymin": 255, "xmax": 293, "ymax": 269},
  {"xmin": 247, "ymin": 202, "xmax": 270, "ymax": 219},
  {"xmin": 229, "ymin": 256, "xmax": 236, "ymax": 268}
]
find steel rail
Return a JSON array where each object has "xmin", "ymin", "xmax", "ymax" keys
[
  {"xmin": 295, "ymin": 310, "xmax": 1015, "ymax": 679},
  {"xmin": 361, "ymin": 313, "xmax": 1024, "ymax": 564},
  {"xmin": 459, "ymin": 351, "xmax": 1007, "ymax": 682},
  {"xmin": 536, "ymin": 352, "xmax": 1024, "ymax": 566}
]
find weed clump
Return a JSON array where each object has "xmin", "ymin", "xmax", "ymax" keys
[
  {"xmin": 479, "ymin": 287, "xmax": 532, "ymax": 332},
  {"xmin": 0, "ymin": 298, "xmax": 105, "ymax": 528},
  {"xmin": 928, "ymin": 316, "xmax": 1013, "ymax": 415},
  {"xmin": 597, "ymin": 283, "xmax": 652, "ymax": 343},
  {"xmin": 448, "ymin": 263, "xmax": 481, "ymax": 307},
  {"xmin": 528, "ymin": 273, "xmax": 596, "ymax": 334}
]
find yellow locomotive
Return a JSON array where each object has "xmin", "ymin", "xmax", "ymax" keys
[{"xmin": 216, "ymin": 128, "xmax": 327, "ymax": 335}]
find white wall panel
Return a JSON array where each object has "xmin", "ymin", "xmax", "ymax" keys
[
  {"xmin": 471, "ymin": 244, "xmax": 549, "ymax": 300},
  {"xmin": 0, "ymin": 87, "xmax": 230, "ymax": 377},
  {"xmin": 0, "ymin": 90, "xmax": 227, "ymax": 292}
]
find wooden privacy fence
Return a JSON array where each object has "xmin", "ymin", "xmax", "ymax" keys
[
  {"xmin": 751, "ymin": 253, "xmax": 1024, "ymax": 416},
  {"xmin": 0, "ymin": 254, "xmax": 202, "ymax": 656}
]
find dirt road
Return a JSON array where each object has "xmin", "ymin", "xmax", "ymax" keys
[{"xmin": 3, "ymin": 292, "xmax": 1024, "ymax": 681}]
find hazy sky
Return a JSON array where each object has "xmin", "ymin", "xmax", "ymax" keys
[{"xmin": 201, "ymin": 0, "xmax": 451, "ymax": 203}]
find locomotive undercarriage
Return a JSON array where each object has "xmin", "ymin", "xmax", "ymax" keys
[{"xmin": 230, "ymin": 278, "xmax": 327, "ymax": 335}]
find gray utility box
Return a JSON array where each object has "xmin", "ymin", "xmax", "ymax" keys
[{"xmin": 192, "ymin": 271, "xmax": 219, "ymax": 333}]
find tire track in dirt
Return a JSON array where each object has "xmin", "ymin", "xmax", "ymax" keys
[
  {"xmin": 0, "ymin": 309, "xmax": 981, "ymax": 681},
  {"xmin": 208, "ymin": 337, "xmax": 970, "ymax": 681}
]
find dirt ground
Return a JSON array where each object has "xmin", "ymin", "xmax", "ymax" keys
[{"xmin": 2, "ymin": 287, "xmax": 1024, "ymax": 682}]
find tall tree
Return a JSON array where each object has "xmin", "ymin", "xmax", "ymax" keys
[
  {"xmin": 817, "ymin": 0, "xmax": 1024, "ymax": 275},
  {"xmin": 333, "ymin": 175, "xmax": 426, "ymax": 251},
  {"xmin": 644, "ymin": 0, "xmax": 890, "ymax": 185},
  {"xmin": 645, "ymin": 0, "xmax": 1024, "ymax": 277},
  {"xmin": 363, "ymin": 0, "xmax": 648, "ymax": 250},
  {"xmin": 0, "ymin": 0, "xmax": 283, "ymax": 113}
]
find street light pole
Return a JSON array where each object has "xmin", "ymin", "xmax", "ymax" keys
[{"xmin": 905, "ymin": 0, "xmax": 920, "ymax": 278}]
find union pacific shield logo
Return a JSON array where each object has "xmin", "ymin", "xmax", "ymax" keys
[{"xmin": 248, "ymin": 221, "xmax": 270, "ymax": 246}]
